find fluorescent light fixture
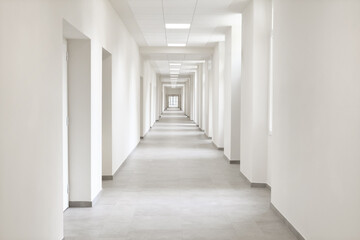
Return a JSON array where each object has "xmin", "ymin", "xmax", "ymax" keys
[
  {"xmin": 168, "ymin": 43, "xmax": 186, "ymax": 47},
  {"xmin": 183, "ymin": 60, "xmax": 205, "ymax": 63},
  {"xmin": 170, "ymin": 69, "xmax": 180, "ymax": 72},
  {"xmin": 182, "ymin": 65, "xmax": 198, "ymax": 69},
  {"xmin": 165, "ymin": 23, "xmax": 190, "ymax": 29},
  {"xmin": 170, "ymin": 75, "xmax": 178, "ymax": 77},
  {"xmin": 170, "ymin": 71, "xmax": 179, "ymax": 74},
  {"xmin": 169, "ymin": 63, "xmax": 181, "ymax": 66}
]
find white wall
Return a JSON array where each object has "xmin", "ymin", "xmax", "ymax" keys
[
  {"xmin": 211, "ymin": 42, "xmax": 225, "ymax": 148},
  {"xmin": 223, "ymin": 16, "xmax": 242, "ymax": 161},
  {"xmin": 185, "ymin": 80, "xmax": 191, "ymax": 117},
  {"xmin": 201, "ymin": 62, "xmax": 209, "ymax": 135},
  {"xmin": 141, "ymin": 60, "xmax": 157, "ymax": 137},
  {"xmin": 165, "ymin": 87, "xmax": 182, "ymax": 95},
  {"xmin": 197, "ymin": 65, "xmax": 203, "ymax": 128},
  {"xmin": 156, "ymin": 76, "xmax": 162, "ymax": 119},
  {"xmin": 67, "ymin": 39, "xmax": 92, "ymax": 202},
  {"xmin": 0, "ymin": 0, "xmax": 142, "ymax": 239},
  {"xmin": 240, "ymin": 0, "xmax": 271, "ymax": 184},
  {"xmin": 271, "ymin": 0, "xmax": 360, "ymax": 239},
  {"xmin": 102, "ymin": 50, "xmax": 112, "ymax": 176},
  {"xmin": 193, "ymin": 72, "xmax": 198, "ymax": 123},
  {"xmin": 90, "ymin": 41, "xmax": 103, "ymax": 199},
  {"xmin": 206, "ymin": 60, "xmax": 213, "ymax": 138}
]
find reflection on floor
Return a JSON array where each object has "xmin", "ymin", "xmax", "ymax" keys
[{"xmin": 64, "ymin": 110, "xmax": 297, "ymax": 240}]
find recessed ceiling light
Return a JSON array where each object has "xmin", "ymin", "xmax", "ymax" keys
[
  {"xmin": 165, "ymin": 24, "xmax": 191, "ymax": 29},
  {"xmin": 182, "ymin": 65, "xmax": 198, "ymax": 69},
  {"xmin": 168, "ymin": 43, "xmax": 186, "ymax": 47},
  {"xmin": 183, "ymin": 60, "xmax": 206, "ymax": 63},
  {"xmin": 169, "ymin": 63, "xmax": 181, "ymax": 66}
]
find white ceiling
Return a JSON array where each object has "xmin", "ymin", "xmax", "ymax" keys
[{"xmin": 109, "ymin": 0, "xmax": 249, "ymax": 75}]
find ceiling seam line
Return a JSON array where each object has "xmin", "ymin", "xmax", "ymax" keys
[
  {"xmin": 186, "ymin": 0, "xmax": 199, "ymax": 46},
  {"xmin": 161, "ymin": 0, "xmax": 168, "ymax": 46}
]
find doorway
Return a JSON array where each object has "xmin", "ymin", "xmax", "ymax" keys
[{"xmin": 63, "ymin": 20, "xmax": 92, "ymax": 208}]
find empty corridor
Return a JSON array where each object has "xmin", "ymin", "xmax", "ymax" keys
[{"xmin": 64, "ymin": 110, "xmax": 297, "ymax": 240}]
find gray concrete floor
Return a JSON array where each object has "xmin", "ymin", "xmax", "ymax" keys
[{"xmin": 64, "ymin": 110, "xmax": 297, "ymax": 240}]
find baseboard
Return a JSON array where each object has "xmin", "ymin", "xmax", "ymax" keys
[
  {"xmin": 212, "ymin": 142, "xmax": 224, "ymax": 151},
  {"xmin": 223, "ymin": 154, "xmax": 240, "ymax": 164},
  {"xmin": 140, "ymin": 129, "xmax": 150, "ymax": 139},
  {"xmin": 239, "ymin": 171, "xmax": 271, "ymax": 190},
  {"xmin": 270, "ymin": 203, "xmax": 306, "ymax": 240},
  {"xmin": 251, "ymin": 182, "xmax": 267, "ymax": 188},
  {"xmin": 204, "ymin": 133, "xmax": 212, "ymax": 139},
  {"xmin": 102, "ymin": 175, "xmax": 113, "ymax": 180},
  {"xmin": 69, "ymin": 201, "xmax": 92, "ymax": 208},
  {"xmin": 69, "ymin": 190, "xmax": 102, "ymax": 208},
  {"xmin": 239, "ymin": 170, "xmax": 250, "ymax": 184},
  {"xmin": 229, "ymin": 160, "xmax": 240, "ymax": 164}
]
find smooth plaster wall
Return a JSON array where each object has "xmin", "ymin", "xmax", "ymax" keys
[
  {"xmin": 0, "ymin": 0, "xmax": 144, "ymax": 239},
  {"xmin": 102, "ymin": 50, "xmax": 112, "ymax": 176},
  {"xmin": 201, "ymin": 62, "xmax": 210, "ymax": 135},
  {"xmin": 211, "ymin": 42, "xmax": 225, "ymax": 148},
  {"xmin": 271, "ymin": 0, "xmax": 360, "ymax": 239},
  {"xmin": 67, "ymin": 39, "xmax": 92, "ymax": 202},
  {"xmin": 156, "ymin": 77, "xmax": 162, "ymax": 119},
  {"xmin": 197, "ymin": 65, "xmax": 203, "ymax": 128},
  {"xmin": 165, "ymin": 87, "xmax": 182, "ymax": 95},
  {"xmin": 206, "ymin": 60, "xmax": 213, "ymax": 138},
  {"xmin": 240, "ymin": 0, "xmax": 271, "ymax": 184},
  {"xmin": 224, "ymin": 17, "xmax": 242, "ymax": 161},
  {"xmin": 186, "ymin": 80, "xmax": 191, "ymax": 117},
  {"xmin": 141, "ymin": 60, "xmax": 157, "ymax": 137}
]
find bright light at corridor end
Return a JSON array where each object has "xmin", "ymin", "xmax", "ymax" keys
[
  {"xmin": 168, "ymin": 43, "xmax": 186, "ymax": 47},
  {"xmin": 165, "ymin": 23, "xmax": 191, "ymax": 29}
]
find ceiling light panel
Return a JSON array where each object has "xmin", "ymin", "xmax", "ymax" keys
[
  {"xmin": 165, "ymin": 23, "xmax": 191, "ymax": 29},
  {"xmin": 168, "ymin": 43, "xmax": 186, "ymax": 47}
]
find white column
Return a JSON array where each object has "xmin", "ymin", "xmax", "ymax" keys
[
  {"xmin": 223, "ymin": 15, "xmax": 242, "ymax": 162},
  {"xmin": 197, "ymin": 65, "xmax": 203, "ymax": 128},
  {"xmin": 240, "ymin": 0, "xmax": 271, "ymax": 184},
  {"xmin": 202, "ymin": 62, "xmax": 208, "ymax": 134},
  {"xmin": 207, "ymin": 60, "xmax": 213, "ymax": 138},
  {"xmin": 211, "ymin": 42, "xmax": 225, "ymax": 148}
]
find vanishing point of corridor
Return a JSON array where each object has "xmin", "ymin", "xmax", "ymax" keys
[{"xmin": 64, "ymin": 110, "xmax": 297, "ymax": 240}]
